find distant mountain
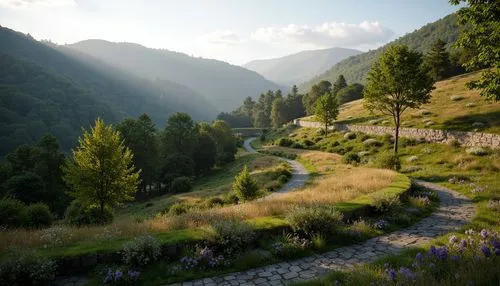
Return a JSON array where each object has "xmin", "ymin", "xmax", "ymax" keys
[
  {"xmin": 66, "ymin": 40, "xmax": 283, "ymax": 111},
  {"xmin": 300, "ymin": 14, "xmax": 460, "ymax": 92},
  {"xmin": 243, "ymin": 47, "xmax": 361, "ymax": 86},
  {"xmin": 0, "ymin": 26, "xmax": 218, "ymax": 155}
]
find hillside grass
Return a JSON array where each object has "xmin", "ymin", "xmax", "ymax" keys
[{"xmin": 304, "ymin": 71, "xmax": 500, "ymax": 134}]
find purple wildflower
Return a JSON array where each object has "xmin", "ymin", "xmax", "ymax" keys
[
  {"xmin": 481, "ymin": 245, "xmax": 491, "ymax": 257},
  {"xmin": 460, "ymin": 239, "xmax": 467, "ymax": 249},
  {"xmin": 429, "ymin": 245, "xmax": 437, "ymax": 256},
  {"xmin": 415, "ymin": 252, "xmax": 423, "ymax": 263},
  {"xmin": 114, "ymin": 270, "xmax": 123, "ymax": 281},
  {"xmin": 491, "ymin": 239, "xmax": 500, "ymax": 249},
  {"xmin": 433, "ymin": 246, "xmax": 448, "ymax": 260},
  {"xmin": 386, "ymin": 269, "xmax": 397, "ymax": 282},
  {"xmin": 480, "ymin": 229, "xmax": 488, "ymax": 239},
  {"xmin": 399, "ymin": 267, "xmax": 415, "ymax": 280},
  {"xmin": 449, "ymin": 235, "xmax": 458, "ymax": 244},
  {"xmin": 128, "ymin": 270, "xmax": 141, "ymax": 279},
  {"xmin": 200, "ymin": 246, "xmax": 214, "ymax": 258},
  {"xmin": 103, "ymin": 274, "xmax": 112, "ymax": 284}
]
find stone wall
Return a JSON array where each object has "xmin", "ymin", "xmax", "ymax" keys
[{"xmin": 294, "ymin": 119, "xmax": 500, "ymax": 149}]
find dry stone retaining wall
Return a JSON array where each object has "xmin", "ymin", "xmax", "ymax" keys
[{"xmin": 294, "ymin": 119, "xmax": 500, "ymax": 149}]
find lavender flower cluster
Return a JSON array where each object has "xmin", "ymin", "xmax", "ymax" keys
[
  {"xmin": 103, "ymin": 268, "xmax": 140, "ymax": 285},
  {"xmin": 271, "ymin": 234, "xmax": 311, "ymax": 257},
  {"xmin": 180, "ymin": 246, "xmax": 226, "ymax": 270},
  {"xmin": 382, "ymin": 228, "xmax": 499, "ymax": 284},
  {"xmin": 373, "ymin": 219, "xmax": 388, "ymax": 230}
]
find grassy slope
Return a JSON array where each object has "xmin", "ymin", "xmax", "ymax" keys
[{"xmin": 304, "ymin": 72, "xmax": 500, "ymax": 134}]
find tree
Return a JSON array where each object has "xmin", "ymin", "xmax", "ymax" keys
[
  {"xmin": 303, "ymin": 80, "xmax": 332, "ymax": 115},
  {"xmin": 337, "ymin": 83, "xmax": 364, "ymax": 104},
  {"xmin": 450, "ymin": 0, "xmax": 500, "ymax": 101},
  {"xmin": 332, "ymin": 75, "xmax": 348, "ymax": 96},
  {"xmin": 162, "ymin": 112, "xmax": 197, "ymax": 156},
  {"xmin": 117, "ymin": 114, "xmax": 159, "ymax": 193},
  {"xmin": 271, "ymin": 97, "xmax": 287, "ymax": 128},
  {"xmin": 242, "ymin": 96, "xmax": 256, "ymax": 118},
  {"xmin": 63, "ymin": 118, "xmax": 140, "ymax": 215},
  {"xmin": 192, "ymin": 132, "xmax": 217, "ymax": 175},
  {"xmin": 364, "ymin": 45, "xmax": 435, "ymax": 155},
  {"xmin": 426, "ymin": 39, "xmax": 451, "ymax": 80},
  {"xmin": 314, "ymin": 93, "xmax": 339, "ymax": 135},
  {"xmin": 253, "ymin": 110, "xmax": 269, "ymax": 128},
  {"xmin": 211, "ymin": 120, "xmax": 237, "ymax": 165},
  {"xmin": 232, "ymin": 166, "xmax": 259, "ymax": 201}
]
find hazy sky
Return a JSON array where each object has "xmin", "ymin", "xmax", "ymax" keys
[{"xmin": 0, "ymin": 0, "xmax": 461, "ymax": 65}]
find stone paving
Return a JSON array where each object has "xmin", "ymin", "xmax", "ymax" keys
[
  {"xmin": 243, "ymin": 138, "xmax": 309, "ymax": 200},
  {"xmin": 171, "ymin": 180, "xmax": 475, "ymax": 286}
]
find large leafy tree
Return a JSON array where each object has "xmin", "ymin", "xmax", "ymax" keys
[
  {"xmin": 303, "ymin": 80, "xmax": 332, "ymax": 115},
  {"xmin": 332, "ymin": 75, "xmax": 348, "ymax": 96},
  {"xmin": 314, "ymin": 93, "xmax": 339, "ymax": 135},
  {"xmin": 364, "ymin": 45, "xmax": 435, "ymax": 155},
  {"xmin": 162, "ymin": 112, "xmax": 197, "ymax": 156},
  {"xmin": 450, "ymin": 0, "xmax": 500, "ymax": 101},
  {"xmin": 117, "ymin": 114, "xmax": 159, "ymax": 193},
  {"xmin": 271, "ymin": 97, "xmax": 287, "ymax": 128},
  {"xmin": 426, "ymin": 39, "xmax": 451, "ymax": 81},
  {"xmin": 63, "ymin": 118, "xmax": 140, "ymax": 215}
]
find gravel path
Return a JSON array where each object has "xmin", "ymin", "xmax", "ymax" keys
[
  {"xmin": 172, "ymin": 181, "xmax": 475, "ymax": 286},
  {"xmin": 243, "ymin": 137, "xmax": 309, "ymax": 200}
]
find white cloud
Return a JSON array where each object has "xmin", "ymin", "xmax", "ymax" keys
[
  {"xmin": 200, "ymin": 30, "xmax": 246, "ymax": 46},
  {"xmin": 0, "ymin": 0, "xmax": 75, "ymax": 8},
  {"xmin": 251, "ymin": 21, "xmax": 394, "ymax": 48}
]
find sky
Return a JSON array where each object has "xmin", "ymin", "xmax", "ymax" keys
[{"xmin": 0, "ymin": 0, "xmax": 462, "ymax": 65}]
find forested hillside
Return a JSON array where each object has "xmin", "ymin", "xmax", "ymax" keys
[
  {"xmin": 67, "ymin": 40, "xmax": 283, "ymax": 111},
  {"xmin": 243, "ymin": 47, "xmax": 361, "ymax": 86},
  {"xmin": 0, "ymin": 27, "xmax": 218, "ymax": 156},
  {"xmin": 300, "ymin": 14, "xmax": 461, "ymax": 91}
]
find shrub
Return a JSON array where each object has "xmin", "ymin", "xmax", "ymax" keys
[
  {"xmin": 170, "ymin": 176, "xmax": 193, "ymax": 193},
  {"xmin": 169, "ymin": 202, "xmax": 189, "ymax": 215},
  {"xmin": 363, "ymin": 139, "xmax": 382, "ymax": 147},
  {"xmin": 64, "ymin": 200, "xmax": 113, "ymax": 226},
  {"xmin": 277, "ymin": 138, "xmax": 294, "ymax": 147},
  {"xmin": 0, "ymin": 250, "xmax": 56, "ymax": 285},
  {"xmin": 25, "ymin": 203, "xmax": 53, "ymax": 228},
  {"xmin": 358, "ymin": 151, "xmax": 371, "ymax": 157},
  {"xmin": 408, "ymin": 196, "xmax": 431, "ymax": 208},
  {"xmin": 290, "ymin": 142, "xmax": 304, "ymax": 149},
  {"xmin": 399, "ymin": 137, "xmax": 418, "ymax": 147},
  {"xmin": 382, "ymin": 133, "xmax": 394, "ymax": 144},
  {"xmin": 466, "ymin": 147, "xmax": 489, "ymax": 156},
  {"xmin": 343, "ymin": 152, "xmax": 360, "ymax": 164},
  {"xmin": 286, "ymin": 205, "xmax": 343, "ymax": 235},
  {"xmin": 344, "ymin": 132, "xmax": 356, "ymax": 140},
  {"xmin": 375, "ymin": 152, "xmax": 401, "ymax": 171},
  {"xmin": 369, "ymin": 119, "xmax": 382, "ymax": 125},
  {"xmin": 349, "ymin": 219, "xmax": 377, "ymax": 239},
  {"xmin": 278, "ymin": 175, "xmax": 289, "ymax": 185},
  {"xmin": 302, "ymin": 139, "xmax": 315, "ymax": 147},
  {"xmin": 205, "ymin": 197, "xmax": 224, "ymax": 208},
  {"xmin": 316, "ymin": 129, "xmax": 326, "ymax": 136},
  {"xmin": 223, "ymin": 193, "xmax": 239, "ymax": 205},
  {"xmin": 372, "ymin": 193, "xmax": 401, "ymax": 213},
  {"xmin": 39, "ymin": 226, "xmax": 71, "ymax": 248},
  {"xmin": 406, "ymin": 155, "xmax": 419, "ymax": 163},
  {"xmin": 330, "ymin": 141, "xmax": 340, "ymax": 147},
  {"xmin": 206, "ymin": 220, "xmax": 254, "ymax": 256},
  {"xmin": 0, "ymin": 198, "xmax": 26, "ymax": 228},
  {"xmin": 122, "ymin": 234, "xmax": 161, "ymax": 266},
  {"xmin": 232, "ymin": 166, "xmax": 259, "ymax": 201},
  {"xmin": 425, "ymin": 120, "xmax": 435, "ymax": 126},
  {"xmin": 449, "ymin": 139, "xmax": 461, "ymax": 148},
  {"xmin": 487, "ymin": 199, "xmax": 500, "ymax": 212},
  {"xmin": 271, "ymin": 233, "xmax": 311, "ymax": 258},
  {"xmin": 450, "ymin": 95, "xmax": 465, "ymax": 101},
  {"xmin": 472, "ymin": 121, "xmax": 485, "ymax": 128}
]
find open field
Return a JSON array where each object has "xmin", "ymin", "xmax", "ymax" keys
[{"xmin": 303, "ymin": 71, "xmax": 500, "ymax": 134}]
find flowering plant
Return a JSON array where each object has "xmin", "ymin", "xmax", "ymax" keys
[{"xmin": 103, "ymin": 268, "xmax": 140, "ymax": 285}]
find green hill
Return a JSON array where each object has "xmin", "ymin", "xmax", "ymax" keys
[
  {"xmin": 300, "ymin": 14, "xmax": 460, "ymax": 92},
  {"xmin": 67, "ymin": 40, "xmax": 283, "ymax": 111},
  {"xmin": 0, "ymin": 26, "xmax": 218, "ymax": 156}
]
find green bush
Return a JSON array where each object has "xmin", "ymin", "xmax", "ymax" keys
[
  {"xmin": 343, "ymin": 152, "xmax": 361, "ymax": 164},
  {"xmin": 363, "ymin": 138, "xmax": 382, "ymax": 147},
  {"xmin": 168, "ymin": 202, "xmax": 189, "ymax": 215},
  {"xmin": 25, "ymin": 203, "xmax": 53, "ymax": 228},
  {"xmin": 232, "ymin": 166, "xmax": 259, "ymax": 201},
  {"xmin": 286, "ymin": 205, "xmax": 343, "ymax": 235},
  {"xmin": 277, "ymin": 138, "xmax": 294, "ymax": 147},
  {"xmin": 278, "ymin": 175, "xmax": 289, "ymax": 185},
  {"xmin": 302, "ymin": 139, "xmax": 315, "ymax": 147},
  {"xmin": 206, "ymin": 220, "xmax": 254, "ymax": 256},
  {"xmin": 372, "ymin": 193, "xmax": 401, "ymax": 213},
  {"xmin": 290, "ymin": 142, "xmax": 304, "ymax": 149},
  {"xmin": 344, "ymin": 132, "xmax": 356, "ymax": 140},
  {"xmin": 0, "ymin": 250, "xmax": 56, "ymax": 285},
  {"xmin": 222, "ymin": 193, "xmax": 239, "ymax": 204},
  {"xmin": 205, "ymin": 197, "xmax": 225, "ymax": 208},
  {"xmin": 170, "ymin": 176, "xmax": 193, "ymax": 193},
  {"xmin": 122, "ymin": 234, "xmax": 161, "ymax": 266},
  {"xmin": 399, "ymin": 137, "xmax": 418, "ymax": 147},
  {"xmin": 0, "ymin": 198, "xmax": 26, "ymax": 228},
  {"xmin": 64, "ymin": 200, "xmax": 113, "ymax": 226},
  {"xmin": 375, "ymin": 152, "xmax": 401, "ymax": 170},
  {"xmin": 466, "ymin": 147, "xmax": 489, "ymax": 156}
]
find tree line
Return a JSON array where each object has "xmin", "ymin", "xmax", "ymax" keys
[{"xmin": 0, "ymin": 113, "xmax": 238, "ymax": 228}]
